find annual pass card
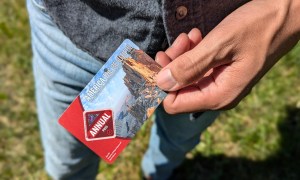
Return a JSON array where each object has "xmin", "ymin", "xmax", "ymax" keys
[{"xmin": 59, "ymin": 39, "xmax": 167, "ymax": 163}]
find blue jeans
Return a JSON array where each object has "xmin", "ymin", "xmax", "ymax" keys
[{"xmin": 27, "ymin": 0, "xmax": 219, "ymax": 179}]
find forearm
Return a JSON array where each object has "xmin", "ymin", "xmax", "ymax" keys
[
  {"xmin": 278, "ymin": 0, "xmax": 300, "ymax": 42},
  {"xmin": 263, "ymin": 0, "xmax": 300, "ymax": 63},
  {"xmin": 288, "ymin": 0, "xmax": 300, "ymax": 38}
]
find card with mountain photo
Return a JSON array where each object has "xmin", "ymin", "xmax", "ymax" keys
[{"xmin": 59, "ymin": 39, "xmax": 167, "ymax": 163}]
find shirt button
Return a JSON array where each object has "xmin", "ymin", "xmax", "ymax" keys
[{"xmin": 175, "ymin": 6, "xmax": 188, "ymax": 20}]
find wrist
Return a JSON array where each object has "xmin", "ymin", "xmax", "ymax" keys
[
  {"xmin": 289, "ymin": 0, "xmax": 300, "ymax": 38},
  {"xmin": 263, "ymin": 0, "xmax": 300, "ymax": 61}
]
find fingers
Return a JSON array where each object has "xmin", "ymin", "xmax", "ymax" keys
[
  {"xmin": 163, "ymin": 68, "xmax": 225, "ymax": 113},
  {"xmin": 188, "ymin": 28, "xmax": 202, "ymax": 49},
  {"xmin": 156, "ymin": 45, "xmax": 213, "ymax": 91},
  {"xmin": 165, "ymin": 33, "xmax": 191, "ymax": 60},
  {"xmin": 161, "ymin": 70, "xmax": 227, "ymax": 113},
  {"xmin": 156, "ymin": 28, "xmax": 204, "ymax": 90},
  {"xmin": 155, "ymin": 51, "xmax": 171, "ymax": 67},
  {"xmin": 155, "ymin": 28, "xmax": 207, "ymax": 92},
  {"xmin": 155, "ymin": 28, "xmax": 203, "ymax": 67},
  {"xmin": 155, "ymin": 33, "xmax": 191, "ymax": 67},
  {"xmin": 162, "ymin": 60, "xmax": 253, "ymax": 114},
  {"xmin": 157, "ymin": 28, "xmax": 233, "ymax": 92}
]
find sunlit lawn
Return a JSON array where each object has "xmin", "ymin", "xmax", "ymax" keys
[{"xmin": 1, "ymin": 1, "xmax": 300, "ymax": 179}]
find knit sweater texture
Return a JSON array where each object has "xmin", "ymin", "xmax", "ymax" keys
[{"xmin": 42, "ymin": 0, "xmax": 249, "ymax": 61}]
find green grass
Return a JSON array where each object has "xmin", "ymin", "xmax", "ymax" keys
[{"xmin": 1, "ymin": 1, "xmax": 300, "ymax": 180}]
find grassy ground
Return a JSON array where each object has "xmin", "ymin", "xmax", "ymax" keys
[{"xmin": 1, "ymin": 1, "xmax": 300, "ymax": 180}]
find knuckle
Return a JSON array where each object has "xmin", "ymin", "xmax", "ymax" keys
[
  {"xmin": 206, "ymin": 92, "xmax": 225, "ymax": 110},
  {"xmin": 206, "ymin": 31, "xmax": 236, "ymax": 65},
  {"xmin": 176, "ymin": 53, "xmax": 200, "ymax": 84},
  {"xmin": 210, "ymin": 100, "xmax": 223, "ymax": 110},
  {"xmin": 209, "ymin": 92, "xmax": 238, "ymax": 110},
  {"xmin": 176, "ymin": 54, "xmax": 192, "ymax": 71},
  {"xmin": 164, "ymin": 105, "xmax": 178, "ymax": 114},
  {"xmin": 220, "ymin": 97, "xmax": 240, "ymax": 110},
  {"xmin": 222, "ymin": 100, "xmax": 239, "ymax": 110},
  {"xmin": 164, "ymin": 101, "xmax": 182, "ymax": 114}
]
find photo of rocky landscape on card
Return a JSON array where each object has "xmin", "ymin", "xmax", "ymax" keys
[
  {"xmin": 114, "ymin": 47, "xmax": 167, "ymax": 138},
  {"xmin": 79, "ymin": 41, "xmax": 167, "ymax": 140}
]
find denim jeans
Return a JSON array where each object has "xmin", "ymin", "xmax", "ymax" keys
[{"xmin": 27, "ymin": 0, "xmax": 219, "ymax": 179}]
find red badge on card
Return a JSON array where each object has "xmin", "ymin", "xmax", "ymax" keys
[{"xmin": 84, "ymin": 110, "xmax": 115, "ymax": 141}]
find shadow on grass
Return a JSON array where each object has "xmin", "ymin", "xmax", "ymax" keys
[{"xmin": 172, "ymin": 106, "xmax": 300, "ymax": 180}]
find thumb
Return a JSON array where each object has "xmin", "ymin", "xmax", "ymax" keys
[{"xmin": 156, "ymin": 43, "xmax": 215, "ymax": 91}]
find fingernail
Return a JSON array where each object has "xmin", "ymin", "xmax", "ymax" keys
[
  {"xmin": 172, "ymin": 34, "xmax": 183, "ymax": 47},
  {"xmin": 157, "ymin": 69, "xmax": 177, "ymax": 91},
  {"xmin": 188, "ymin": 29, "xmax": 193, "ymax": 39}
]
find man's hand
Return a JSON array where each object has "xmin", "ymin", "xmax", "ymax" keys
[{"xmin": 156, "ymin": 0, "xmax": 300, "ymax": 114}]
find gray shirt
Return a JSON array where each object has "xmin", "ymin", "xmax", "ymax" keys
[{"xmin": 42, "ymin": 0, "xmax": 249, "ymax": 61}]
